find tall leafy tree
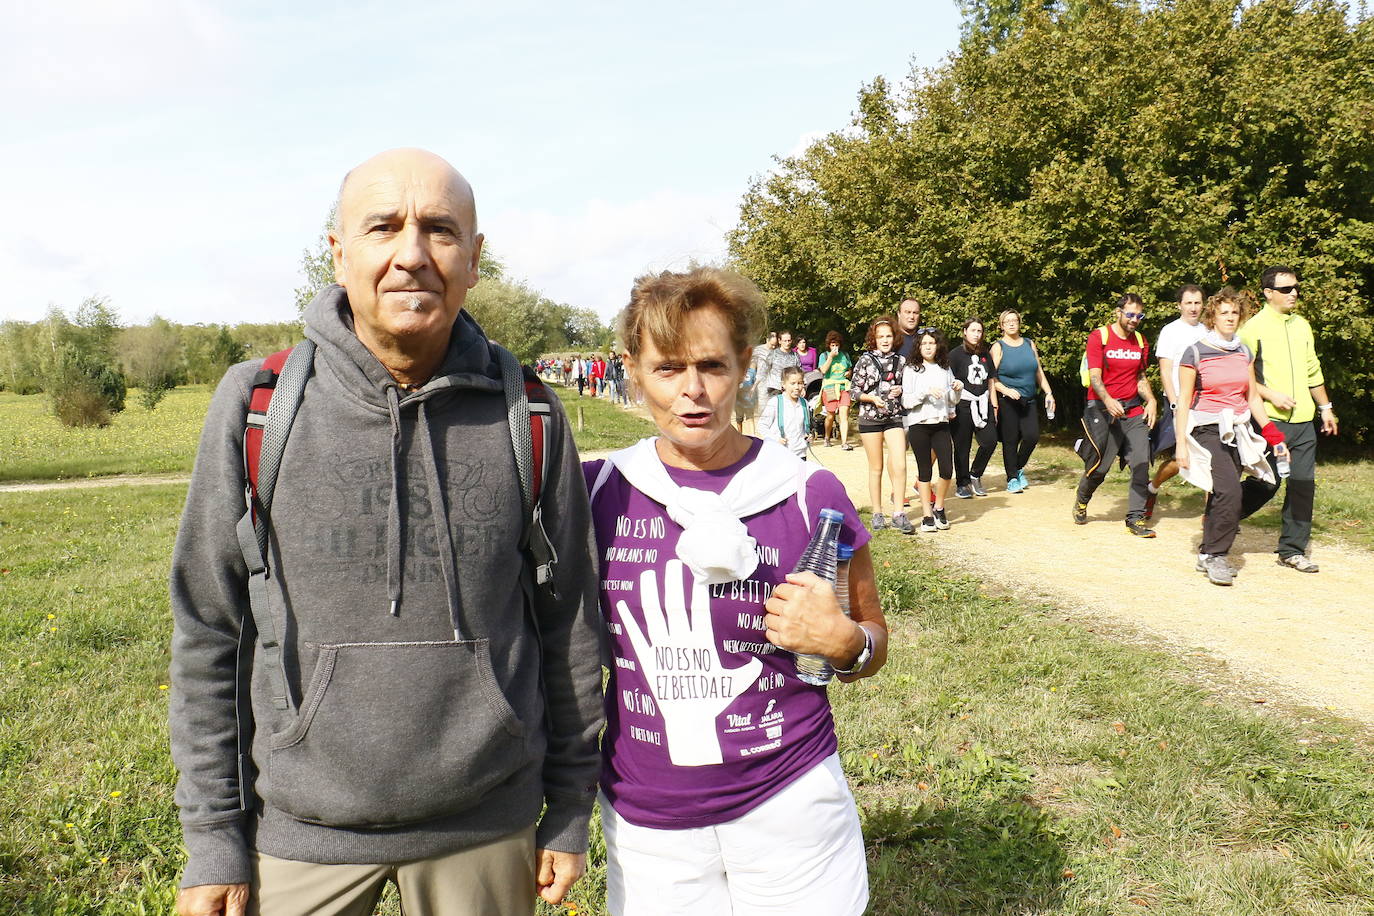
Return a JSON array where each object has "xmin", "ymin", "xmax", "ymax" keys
[{"xmin": 732, "ymin": 0, "xmax": 1374, "ymax": 438}]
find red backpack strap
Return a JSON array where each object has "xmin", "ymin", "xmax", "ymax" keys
[
  {"xmin": 522, "ymin": 368, "xmax": 552, "ymax": 505},
  {"xmin": 244, "ymin": 346, "xmax": 295, "ymax": 503}
]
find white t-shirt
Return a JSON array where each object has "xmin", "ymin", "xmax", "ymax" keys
[
  {"xmin": 1154, "ymin": 317, "xmax": 1208, "ymax": 403},
  {"xmin": 899, "ymin": 363, "xmax": 958, "ymax": 426}
]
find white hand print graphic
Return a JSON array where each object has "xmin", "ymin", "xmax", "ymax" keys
[{"xmin": 618, "ymin": 560, "xmax": 764, "ymax": 766}]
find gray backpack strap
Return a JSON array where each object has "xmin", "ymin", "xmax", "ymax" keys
[{"xmin": 494, "ymin": 345, "xmax": 559, "ymax": 597}]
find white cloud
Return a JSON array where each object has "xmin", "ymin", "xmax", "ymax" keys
[{"xmin": 487, "ymin": 189, "xmax": 742, "ymax": 321}]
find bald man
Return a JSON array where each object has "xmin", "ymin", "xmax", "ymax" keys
[{"xmin": 170, "ymin": 149, "xmax": 603, "ymax": 915}]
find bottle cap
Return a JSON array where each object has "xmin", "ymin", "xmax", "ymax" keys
[
  {"xmin": 819, "ymin": 508, "xmax": 844, "ymax": 523},
  {"xmin": 837, "ymin": 542, "xmax": 855, "ymax": 560}
]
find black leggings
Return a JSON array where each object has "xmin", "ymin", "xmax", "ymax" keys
[
  {"xmin": 953, "ymin": 401, "xmax": 998, "ymax": 486},
  {"xmin": 998, "ymin": 397, "xmax": 1039, "ymax": 480},
  {"xmin": 907, "ymin": 422, "xmax": 953, "ymax": 483}
]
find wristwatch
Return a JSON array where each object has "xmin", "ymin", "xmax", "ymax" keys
[{"xmin": 834, "ymin": 626, "xmax": 873, "ymax": 676}]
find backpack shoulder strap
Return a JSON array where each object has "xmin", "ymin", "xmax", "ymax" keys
[
  {"xmin": 494, "ymin": 345, "xmax": 559, "ymax": 596},
  {"xmin": 232, "ymin": 338, "xmax": 314, "ymax": 810}
]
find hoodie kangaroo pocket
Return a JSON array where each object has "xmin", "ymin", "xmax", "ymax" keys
[{"xmin": 265, "ymin": 639, "xmax": 531, "ymax": 828}]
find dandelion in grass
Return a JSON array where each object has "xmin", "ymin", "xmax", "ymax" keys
[
  {"xmin": 158, "ymin": 684, "xmax": 169, "ymax": 691},
  {"xmin": 46, "ymin": 613, "xmax": 55, "ymax": 619},
  {"xmin": 109, "ymin": 791, "xmax": 121, "ymax": 798}
]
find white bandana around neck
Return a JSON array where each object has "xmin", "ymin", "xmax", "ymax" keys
[{"xmin": 604, "ymin": 437, "xmax": 821, "ymax": 584}]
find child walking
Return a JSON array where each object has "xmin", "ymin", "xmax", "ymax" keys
[{"xmin": 758, "ymin": 366, "xmax": 813, "ymax": 459}]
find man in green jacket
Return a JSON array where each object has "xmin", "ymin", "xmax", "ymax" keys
[{"xmin": 1238, "ymin": 265, "xmax": 1340, "ymax": 572}]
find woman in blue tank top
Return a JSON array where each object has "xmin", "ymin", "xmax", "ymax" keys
[{"xmin": 990, "ymin": 310, "xmax": 1055, "ymax": 493}]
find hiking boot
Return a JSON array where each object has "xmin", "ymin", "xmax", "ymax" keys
[
  {"xmin": 891, "ymin": 512, "xmax": 915, "ymax": 535},
  {"xmin": 920, "ymin": 515, "xmax": 938, "ymax": 533},
  {"xmin": 870, "ymin": 512, "xmax": 889, "ymax": 532},
  {"xmin": 1143, "ymin": 489, "xmax": 1158, "ymax": 520},
  {"xmin": 933, "ymin": 508, "xmax": 950, "ymax": 530},
  {"xmin": 1196, "ymin": 554, "xmax": 1239, "ymax": 577},
  {"xmin": 1072, "ymin": 501, "xmax": 1089, "ymax": 525},
  {"xmin": 1277, "ymin": 553, "xmax": 1319, "ymax": 573},
  {"xmin": 1006, "ymin": 476, "xmax": 1026, "ymax": 494},
  {"xmin": 955, "ymin": 485, "xmax": 974, "ymax": 499},
  {"xmin": 1200, "ymin": 554, "xmax": 1233, "ymax": 586},
  {"xmin": 970, "ymin": 477, "xmax": 988, "ymax": 497},
  {"xmin": 1125, "ymin": 518, "xmax": 1156, "ymax": 538}
]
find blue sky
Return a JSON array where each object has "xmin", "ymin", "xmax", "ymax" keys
[{"xmin": 1, "ymin": 0, "xmax": 961, "ymax": 326}]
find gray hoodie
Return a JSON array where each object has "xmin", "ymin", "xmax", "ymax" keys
[{"xmin": 169, "ymin": 286, "xmax": 603, "ymax": 887}]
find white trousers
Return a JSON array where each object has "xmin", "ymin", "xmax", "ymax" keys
[{"xmin": 601, "ymin": 753, "xmax": 868, "ymax": 915}]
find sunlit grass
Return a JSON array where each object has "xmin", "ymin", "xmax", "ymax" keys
[{"xmin": 3, "ymin": 486, "xmax": 1372, "ymax": 914}]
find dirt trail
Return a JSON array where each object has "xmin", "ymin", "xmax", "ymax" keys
[
  {"xmin": 800, "ymin": 441, "xmax": 1373, "ymax": 724},
  {"xmin": 0, "ymin": 473, "xmax": 191, "ymax": 493}
]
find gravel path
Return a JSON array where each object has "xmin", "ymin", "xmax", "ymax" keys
[{"xmin": 802, "ymin": 440, "xmax": 1373, "ymax": 724}]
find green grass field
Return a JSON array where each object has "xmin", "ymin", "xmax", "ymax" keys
[
  {"xmin": 3, "ymin": 482, "xmax": 1372, "ymax": 914},
  {"xmin": 0, "ymin": 388, "xmax": 211, "ymax": 481},
  {"xmin": 0, "ymin": 383, "xmax": 654, "ymax": 483}
]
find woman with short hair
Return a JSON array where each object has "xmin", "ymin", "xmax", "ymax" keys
[
  {"xmin": 818, "ymin": 330, "xmax": 854, "ymax": 449},
  {"xmin": 1174, "ymin": 288, "xmax": 1287, "ymax": 586},
  {"xmin": 584, "ymin": 267, "xmax": 887, "ymax": 916}
]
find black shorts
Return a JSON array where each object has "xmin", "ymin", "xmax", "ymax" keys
[{"xmin": 858, "ymin": 418, "xmax": 904, "ymax": 434}]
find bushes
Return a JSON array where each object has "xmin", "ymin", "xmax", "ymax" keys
[{"xmin": 47, "ymin": 345, "xmax": 127, "ymax": 428}]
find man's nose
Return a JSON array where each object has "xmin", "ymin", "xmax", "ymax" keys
[{"xmin": 392, "ymin": 224, "xmax": 431, "ymax": 272}]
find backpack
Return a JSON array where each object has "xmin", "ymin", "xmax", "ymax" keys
[
  {"xmin": 1079, "ymin": 325, "xmax": 1145, "ymax": 388},
  {"xmin": 773, "ymin": 392, "xmax": 812, "ymax": 440},
  {"xmin": 231, "ymin": 340, "xmax": 558, "ymax": 810}
]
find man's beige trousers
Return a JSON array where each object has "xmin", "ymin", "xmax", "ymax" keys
[{"xmin": 247, "ymin": 825, "xmax": 535, "ymax": 916}]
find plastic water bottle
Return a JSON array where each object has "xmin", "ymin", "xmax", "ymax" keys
[
  {"xmin": 834, "ymin": 542, "xmax": 854, "ymax": 619},
  {"xmin": 793, "ymin": 508, "xmax": 844, "ymax": 686},
  {"xmin": 1277, "ymin": 454, "xmax": 1291, "ymax": 479}
]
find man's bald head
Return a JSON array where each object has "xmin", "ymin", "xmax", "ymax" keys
[{"xmin": 335, "ymin": 148, "xmax": 478, "ymax": 238}]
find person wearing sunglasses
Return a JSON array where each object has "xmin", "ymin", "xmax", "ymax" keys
[
  {"xmin": 1072, "ymin": 293, "xmax": 1159, "ymax": 537},
  {"xmin": 1235, "ymin": 265, "xmax": 1339, "ymax": 572}
]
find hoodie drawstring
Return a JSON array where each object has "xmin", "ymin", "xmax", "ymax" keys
[
  {"xmin": 383, "ymin": 389, "xmax": 467, "ymax": 641},
  {"xmin": 417, "ymin": 400, "xmax": 466, "ymax": 639},
  {"xmin": 385, "ymin": 386, "xmax": 404, "ymax": 617}
]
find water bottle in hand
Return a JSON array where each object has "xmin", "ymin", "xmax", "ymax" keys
[
  {"xmin": 1276, "ymin": 443, "xmax": 1291, "ymax": 479},
  {"xmin": 793, "ymin": 508, "xmax": 844, "ymax": 686}
]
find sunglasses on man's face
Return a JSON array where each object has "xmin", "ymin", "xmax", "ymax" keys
[
  {"xmin": 1121, "ymin": 311, "xmax": 1145, "ymax": 320},
  {"xmin": 1268, "ymin": 284, "xmax": 1300, "ymax": 295}
]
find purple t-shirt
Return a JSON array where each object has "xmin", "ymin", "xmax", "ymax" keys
[{"xmin": 584, "ymin": 439, "xmax": 870, "ymax": 829}]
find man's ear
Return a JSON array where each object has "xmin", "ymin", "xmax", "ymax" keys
[
  {"xmin": 466, "ymin": 234, "xmax": 485, "ymax": 290},
  {"xmin": 329, "ymin": 231, "xmax": 346, "ymax": 286}
]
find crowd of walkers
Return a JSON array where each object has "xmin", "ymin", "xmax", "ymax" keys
[
  {"xmin": 732, "ymin": 267, "xmax": 1338, "ymax": 585},
  {"xmin": 537, "ymin": 352, "xmax": 629, "ymax": 404}
]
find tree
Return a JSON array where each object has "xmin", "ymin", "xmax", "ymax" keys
[
  {"xmin": 119, "ymin": 316, "xmax": 184, "ymax": 409},
  {"xmin": 731, "ymin": 0, "xmax": 1374, "ymax": 440}
]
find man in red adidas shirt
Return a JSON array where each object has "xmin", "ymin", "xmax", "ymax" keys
[{"xmin": 1073, "ymin": 293, "xmax": 1160, "ymax": 537}]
